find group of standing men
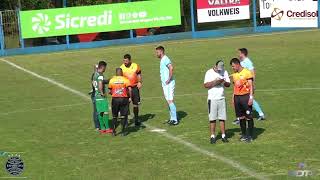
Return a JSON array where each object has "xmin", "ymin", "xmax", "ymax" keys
[
  {"xmin": 204, "ymin": 48, "xmax": 265, "ymax": 144},
  {"xmin": 88, "ymin": 45, "xmax": 265, "ymax": 141},
  {"xmin": 90, "ymin": 54, "xmax": 142, "ymax": 136},
  {"xmin": 90, "ymin": 46, "xmax": 178, "ymax": 136}
]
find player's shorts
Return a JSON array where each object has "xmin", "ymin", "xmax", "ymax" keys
[
  {"xmin": 131, "ymin": 86, "xmax": 141, "ymax": 105},
  {"xmin": 95, "ymin": 98, "xmax": 109, "ymax": 113},
  {"xmin": 162, "ymin": 80, "xmax": 175, "ymax": 101},
  {"xmin": 111, "ymin": 97, "xmax": 129, "ymax": 117},
  {"xmin": 208, "ymin": 98, "xmax": 227, "ymax": 121},
  {"xmin": 234, "ymin": 94, "xmax": 253, "ymax": 119}
]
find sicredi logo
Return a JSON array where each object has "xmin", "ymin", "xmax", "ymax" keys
[
  {"xmin": 32, "ymin": 13, "xmax": 51, "ymax": 34},
  {"xmin": 271, "ymin": 8, "xmax": 284, "ymax": 20},
  {"xmin": 287, "ymin": 10, "xmax": 318, "ymax": 18},
  {"xmin": 271, "ymin": 8, "xmax": 318, "ymax": 21},
  {"xmin": 31, "ymin": 11, "xmax": 112, "ymax": 34}
]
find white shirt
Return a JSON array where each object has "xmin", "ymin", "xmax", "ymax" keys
[
  {"xmin": 240, "ymin": 57, "xmax": 254, "ymax": 70},
  {"xmin": 204, "ymin": 69, "xmax": 230, "ymax": 100},
  {"xmin": 160, "ymin": 55, "xmax": 174, "ymax": 85}
]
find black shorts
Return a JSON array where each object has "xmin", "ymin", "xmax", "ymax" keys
[
  {"xmin": 234, "ymin": 94, "xmax": 253, "ymax": 119},
  {"xmin": 131, "ymin": 86, "xmax": 141, "ymax": 105},
  {"xmin": 112, "ymin": 97, "xmax": 129, "ymax": 117}
]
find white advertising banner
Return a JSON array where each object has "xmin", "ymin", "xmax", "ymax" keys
[
  {"xmin": 259, "ymin": 0, "xmax": 275, "ymax": 18},
  {"xmin": 271, "ymin": 0, "xmax": 318, "ymax": 28},
  {"xmin": 197, "ymin": 0, "xmax": 250, "ymax": 23}
]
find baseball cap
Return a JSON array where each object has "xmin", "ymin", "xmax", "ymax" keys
[{"xmin": 216, "ymin": 60, "xmax": 224, "ymax": 71}]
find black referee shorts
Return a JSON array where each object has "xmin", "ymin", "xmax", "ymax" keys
[
  {"xmin": 131, "ymin": 86, "xmax": 141, "ymax": 106},
  {"xmin": 234, "ymin": 94, "xmax": 253, "ymax": 119},
  {"xmin": 112, "ymin": 97, "xmax": 129, "ymax": 117}
]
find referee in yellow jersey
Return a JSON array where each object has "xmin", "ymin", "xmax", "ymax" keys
[
  {"xmin": 230, "ymin": 58, "xmax": 255, "ymax": 143},
  {"xmin": 120, "ymin": 54, "xmax": 142, "ymax": 127}
]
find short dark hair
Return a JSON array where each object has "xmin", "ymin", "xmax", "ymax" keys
[
  {"xmin": 124, "ymin": 54, "xmax": 131, "ymax": 60},
  {"xmin": 230, "ymin": 58, "xmax": 241, "ymax": 65},
  {"xmin": 156, "ymin": 46, "xmax": 165, "ymax": 52},
  {"xmin": 116, "ymin": 67, "xmax": 123, "ymax": 75},
  {"xmin": 239, "ymin": 48, "xmax": 248, "ymax": 56},
  {"xmin": 98, "ymin": 61, "xmax": 107, "ymax": 68}
]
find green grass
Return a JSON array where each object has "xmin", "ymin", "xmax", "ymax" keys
[{"xmin": 0, "ymin": 30, "xmax": 320, "ymax": 180}]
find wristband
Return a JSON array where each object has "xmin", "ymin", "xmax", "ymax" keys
[{"xmin": 249, "ymin": 95, "xmax": 253, "ymax": 99}]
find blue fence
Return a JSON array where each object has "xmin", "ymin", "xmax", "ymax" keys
[{"xmin": 0, "ymin": 0, "xmax": 319, "ymax": 56}]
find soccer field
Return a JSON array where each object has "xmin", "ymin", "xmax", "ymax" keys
[{"xmin": 0, "ymin": 30, "xmax": 320, "ymax": 180}]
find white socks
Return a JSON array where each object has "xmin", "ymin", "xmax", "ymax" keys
[{"xmin": 211, "ymin": 134, "xmax": 226, "ymax": 138}]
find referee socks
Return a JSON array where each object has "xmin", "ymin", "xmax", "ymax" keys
[
  {"xmin": 248, "ymin": 119, "xmax": 254, "ymax": 138},
  {"xmin": 239, "ymin": 119, "xmax": 247, "ymax": 136}
]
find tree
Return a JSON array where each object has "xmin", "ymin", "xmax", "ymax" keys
[{"xmin": 0, "ymin": 0, "xmax": 19, "ymax": 10}]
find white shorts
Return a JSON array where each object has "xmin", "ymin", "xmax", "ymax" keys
[
  {"xmin": 162, "ymin": 80, "xmax": 175, "ymax": 101},
  {"xmin": 208, "ymin": 98, "xmax": 227, "ymax": 121}
]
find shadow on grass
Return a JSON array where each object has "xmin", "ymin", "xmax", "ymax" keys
[
  {"xmin": 126, "ymin": 113, "xmax": 156, "ymax": 135},
  {"xmin": 225, "ymin": 127, "xmax": 265, "ymax": 140},
  {"xmin": 177, "ymin": 111, "xmax": 188, "ymax": 122},
  {"xmin": 252, "ymin": 111, "xmax": 260, "ymax": 119}
]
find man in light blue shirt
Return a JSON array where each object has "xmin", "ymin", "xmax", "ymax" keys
[
  {"xmin": 238, "ymin": 48, "xmax": 265, "ymax": 122},
  {"xmin": 156, "ymin": 46, "xmax": 178, "ymax": 125}
]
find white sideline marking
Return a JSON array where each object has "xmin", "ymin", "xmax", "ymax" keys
[
  {"xmin": 0, "ymin": 103, "xmax": 88, "ymax": 116},
  {"xmin": 0, "ymin": 177, "xmax": 28, "ymax": 179},
  {"xmin": 0, "ymin": 59, "xmax": 90, "ymax": 101},
  {"xmin": 221, "ymin": 173, "xmax": 286, "ymax": 180},
  {"xmin": 149, "ymin": 128, "xmax": 167, "ymax": 132},
  {"xmin": 146, "ymin": 123, "xmax": 266, "ymax": 180},
  {"xmin": 0, "ymin": 58, "xmax": 267, "ymax": 180}
]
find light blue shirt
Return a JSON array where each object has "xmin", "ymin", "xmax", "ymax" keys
[
  {"xmin": 241, "ymin": 57, "xmax": 254, "ymax": 70},
  {"xmin": 160, "ymin": 55, "xmax": 174, "ymax": 84}
]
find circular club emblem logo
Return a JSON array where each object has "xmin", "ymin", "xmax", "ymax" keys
[
  {"xmin": 5, "ymin": 156, "xmax": 24, "ymax": 176},
  {"xmin": 31, "ymin": 13, "xmax": 51, "ymax": 34}
]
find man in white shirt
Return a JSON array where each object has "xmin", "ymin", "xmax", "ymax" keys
[{"xmin": 204, "ymin": 60, "xmax": 231, "ymax": 144}]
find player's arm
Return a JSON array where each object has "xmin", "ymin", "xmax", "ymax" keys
[
  {"xmin": 98, "ymin": 80, "xmax": 105, "ymax": 97},
  {"xmin": 250, "ymin": 69, "xmax": 256, "ymax": 81},
  {"xmin": 108, "ymin": 79, "xmax": 113, "ymax": 95},
  {"xmin": 204, "ymin": 79, "xmax": 224, "ymax": 89},
  {"xmin": 128, "ymin": 86, "xmax": 133, "ymax": 102},
  {"xmin": 125, "ymin": 78, "xmax": 133, "ymax": 102},
  {"xmin": 223, "ymin": 71, "xmax": 231, "ymax": 87},
  {"xmin": 248, "ymin": 79, "xmax": 254, "ymax": 106},
  {"xmin": 137, "ymin": 65, "xmax": 142, "ymax": 89},
  {"xmin": 166, "ymin": 64, "xmax": 174, "ymax": 84}
]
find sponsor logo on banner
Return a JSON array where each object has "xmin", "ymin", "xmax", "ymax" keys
[
  {"xmin": 271, "ymin": 0, "xmax": 318, "ymax": 28},
  {"xmin": 196, "ymin": 0, "xmax": 250, "ymax": 23},
  {"xmin": 20, "ymin": 0, "xmax": 181, "ymax": 39},
  {"xmin": 259, "ymin": 0, "xmax": 275, "ymax": 18}
]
